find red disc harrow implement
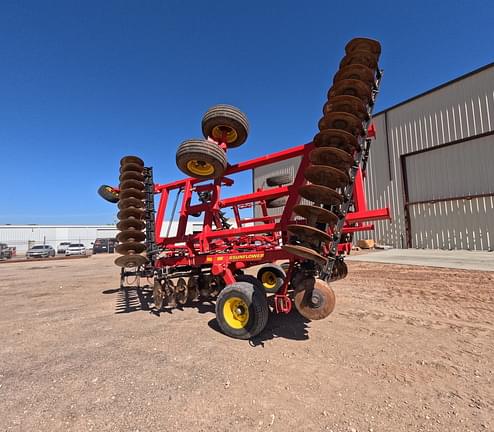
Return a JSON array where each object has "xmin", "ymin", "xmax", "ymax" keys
[{"xmin": 100, "ymin": 38, "xmax": 390, "ymax": 339}]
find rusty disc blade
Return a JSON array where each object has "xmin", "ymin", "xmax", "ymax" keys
[
  {"xmin": 318, "ymin": 111, "xmax": 363, "ymax": 135},
  {"xmin": 281, "ymin": 244, "xmax": 327, "ymax": 266},
  {"xmin": 117, "ymin": 218, "xmax": 145, "ymax": 231},
  {"xmin": 119, "ymin": 171, "xmax": 145, "ymax": 182},
  {"xmin": 294, "ymin": 278, "xmax": 336, "ymax": 320},
  {"xmin": 345, "ymin": 37, "xmax": 381, "ymax": 56},
  {"xmin": 313, "ymin": 129, "xmax": 359, "ymax": 153},
  {"xmin": 119, "ymin": 179, "xmax": 145, "ymax": 191},
  {"xmin": 304, "ymin": 165, "xmax": 350, "ymax": 189},
  {"xmin": 153, "ymin": 279, "xmax": 164, "ymax": 310},
  {"xmin": 116, "ymin": 229, "xmax": 146, "ymax": 243},
  {"xmin": 175, "ymin": 278, "xmax": 188, "ymax": 305},
  {"xmin": 287, "ymin": 224, "xmax": 331, "ymax": 243},
  {"xmin": 298, "ymin": 184, "xmax": 343, "ymax": 206},
  {"xmin": 333, "ymin": 64, "xmax": 375, "ymax": 86},
  {"xmin": 117, "ymin": 207, "xmax": 144, "ymax": 220},
  {"xmin": 323, "ymin": 95, "xmax": 368, "ymax": 120},
  {"xmin": 118, "ymin": 197, "xmax": 144, "ymax": 210},
  {"xmin": 119, "ymin": 162, "xmax": 144, "ymax": 174},
  {"xmin": 337, "ymin": 260, "xmax": 348, "ymax": 279},
  {"xmin": 309, "ymin": 147, "xmax": 353, "ymax": 170},
  {"xmin": 115, "ymin": 242, "xmax": 146, "ymax": 255},
  {"xmin": 339, "ymin": 50, "xmax": 379, "ymax": 70},
  {"xmin": 118, "ymin": 188, "xmax": 145, "ymax": 200},
  {"xmin": 120, "ymin": 155, "xmax": 144, "ymax": 166},
  {"xmin": 293, "ymin": 204, "xmax": 338, "ymax": 226},
  {"xmin": 114, "ymin": 254, "xmax": 147, "ymax": 268},
  {"xmin": 328, "ymin": 79, "xmax": 373, "ymax": 105}
]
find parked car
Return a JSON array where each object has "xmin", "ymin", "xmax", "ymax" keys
[
  {"xmin": 57, "ymin": 242, "xmax": 72, "ymax": 254},
  {"xmin": 0, "ymin": 243, "xmax": 16, "ymax": 260},
  {"xmin": 65, "ymin": 244, "xmax": 87, "ymax": 256},
  {"xmin": 92, "ymin": 238, "xmax": 118, "ymax": 254},
  {"xmin": 26, "ymin": 245, "xmax": 55, "ymax": 258}
]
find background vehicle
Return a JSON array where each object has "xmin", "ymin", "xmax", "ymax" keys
[
  {"xmin": 65, "ymin": 244, "xmax": 87, "ymax": 256},
  {"xmin": 26, "ymin": 245, "xmax": 55, "ymax": 258},
  {"xmin": 92, "ymin": 238, "xmax": 117, "ymax": 254},
  {"xmin": 0, "ymin": 243, "xmax": 16, "ymax": 260},
  {"xmin": 57, "ymin": 242, "xmax": 71, "ymax": 254}
]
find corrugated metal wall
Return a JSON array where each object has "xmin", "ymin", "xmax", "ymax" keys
[
  {"xmin": 363, "ymin": 64, "xmax": 494, "ymax": 250},
  {"xmin": 253, "ymin": 157, "xmax": 302, "ymax": 218},
  {"xmin": 405, "ymin": 135, "xmax": 494, "ymax": 201}
]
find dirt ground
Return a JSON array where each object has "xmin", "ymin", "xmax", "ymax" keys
[{"xmin": 0, "ymin": 254, "xmax": 493, "ymax": 432}]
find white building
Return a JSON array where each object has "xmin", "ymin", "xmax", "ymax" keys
[{"xmin": 0, "ymin": 219, "xmax": 231, "ymax": 253}]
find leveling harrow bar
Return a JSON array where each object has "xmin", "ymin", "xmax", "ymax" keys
[{"xmin": 99, "ymin": 38, "xmax": 390, "ymax": 339}]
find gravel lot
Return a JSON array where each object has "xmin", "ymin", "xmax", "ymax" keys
[{"xmin": 1, "ymin": 254, "xmax": 493, "ymax": 431}]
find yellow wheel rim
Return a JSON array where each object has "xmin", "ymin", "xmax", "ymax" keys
[
  {"xmin": 261, "ymin": 271, "xmax": 278, "ymax": 290},
  {"xmin": 223, "ymin": 297, "xmax": 249, "ymax": 329},
  {"xmin": 212, "ymin": 125, "xmax": 238, "ymax": 144},
  {"xmin": 186, "ymin": 159, "xmax": 215, "ymax": 176},
  {"xmin": 105, "ymin": 186, "xmax": 117, "ymax": 194}
]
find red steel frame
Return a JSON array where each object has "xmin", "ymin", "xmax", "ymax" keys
[{"xmin": 150, "ymin": 139, "xmax": 390, "ymax": 289}]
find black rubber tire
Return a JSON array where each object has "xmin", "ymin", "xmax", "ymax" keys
[
  {"xmin": 97, "ymin": 185, "xmax": 119, "ymax": 203},
  {"xmin": 257, "ymin": 264, "xmax": 286, "ymax": 293},
  {"xmin": 202, "ymin": 104, "xmax": 249, "ymax": 148},
  {"xmin": 266, "ymin": 197, "xmax": 287, "ymax": 208},
  {"xmin": 176, "ymin": 139, "xmax": 227, "ymax": 179},
  {"xmin": 215, "ymin": 280, "xmax": 269, "ymax": 340},
  {"xmin": 266, "ymin": 174, "xmax": 293, "ymax": 187}
]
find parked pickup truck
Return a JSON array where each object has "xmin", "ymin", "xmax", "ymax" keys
[{"xmin": 0, "ymin": 243, "xmax": 16, "ymax": 260}]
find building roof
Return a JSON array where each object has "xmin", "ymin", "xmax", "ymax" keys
[{"xmin": 375, "ymin": 62, "xmax": 494, "ymax": 116}]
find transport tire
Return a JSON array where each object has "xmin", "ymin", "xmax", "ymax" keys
[
  {"xmin": 215, "ymin": 281, "xmax": 269, "ymax": 339},
  {"xmin": 266, "ymin": 197, "xmax": 287, "ymax": 208},
  {"xmin": 201, "ymin": 104, "xmax": 249, "ymax": 148},
  {"xmin": 97, "ymin": 185, "xmax": 119, "ymax": 203},
  {"xmin": 176, "ymin": 139, "xmax": 227, "ymax": 179},
  {"xmin": 266, "ymin": 174, "xmax": 292, "ymax": 187},
  {"xmin": 257, "ymin": 264, "xmax": 286, "ymax": 293}
]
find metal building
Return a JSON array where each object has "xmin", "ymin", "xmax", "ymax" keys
[{"xmin": 253, "ymin": 63, "xmax": 494, "ymax": 251}]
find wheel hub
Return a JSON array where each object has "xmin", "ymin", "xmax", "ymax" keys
[
  {"xmin": 261, "ymin": 271, "xmax": 277, "ymax": 290},
  {"xmin": 310, "ymin": 292, "xmax": 322, "ymax": 307},
  {"xmin": 186, "ymin": 160, "xmax": 214, "ymax": 176},
  {"xmin": 223, "ymin": 297, "xmax": 249, "ymax": 329},
  {"xmin": 212, "ymin": 125, "xmax": 238, "ymax": 143}
]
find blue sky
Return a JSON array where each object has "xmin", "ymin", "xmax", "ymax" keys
[{"xmin": 0, "ymin": 0, "xmax": 492, "ymax": 224}]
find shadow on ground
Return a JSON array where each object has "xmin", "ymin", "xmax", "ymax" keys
[
  {"xmin": 103, "ymin": 287, "xmax": 216, "ymax": 316},
  {"xmin": 208, "ymin": 310, "xmax": 310, "ymax": 346},
  {"xmin": 103, "ymin": 288, "xmax": 310, "ymax": 344}
]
